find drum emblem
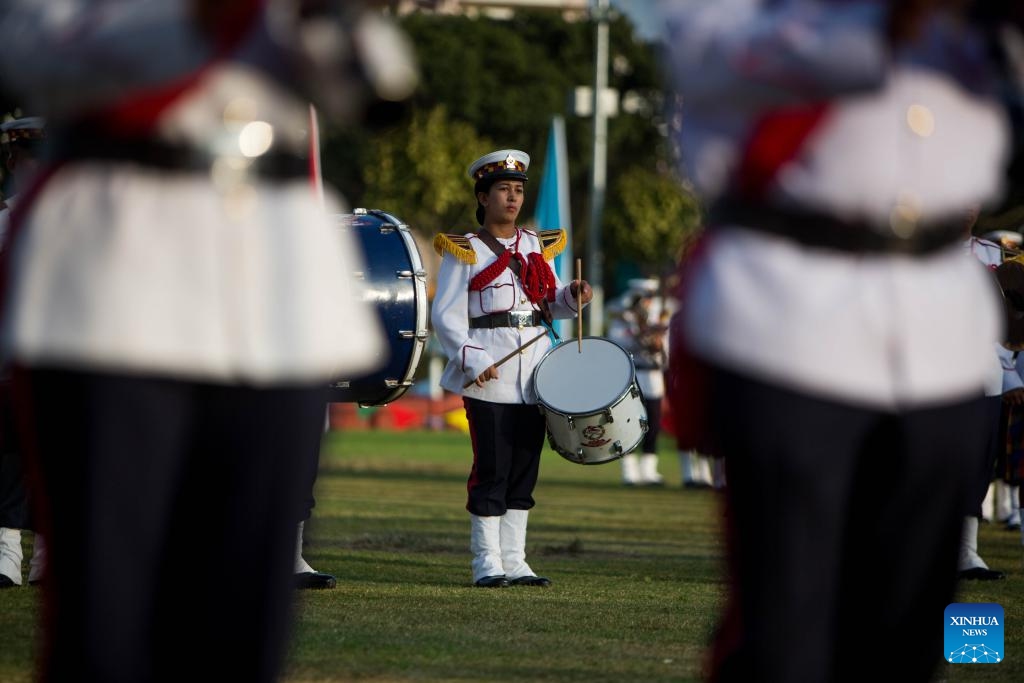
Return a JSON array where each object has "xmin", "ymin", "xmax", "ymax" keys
[{"xmin": 581, "ymin": 425, "xmax": 610, "ymax": 447}]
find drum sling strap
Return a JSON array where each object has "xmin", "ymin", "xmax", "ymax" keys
[{"xmin": 476, "ymin": 229, "xmax": 558, "ymax": 336}]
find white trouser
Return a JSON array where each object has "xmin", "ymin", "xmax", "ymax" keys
[
  {"xmin": 470, "ymin": 514, "xmax": 504, "ymax": 582},
  {"xmin": 500, "ymin": 509, "xmax": 536, "ymax": 580},
  {"xmin": 958, "ymin": 516, "xmax": 989, "ymax": 571},
  {"xmin": 0, "ymin": 527, "xmax": 23, "ymax": 585}
]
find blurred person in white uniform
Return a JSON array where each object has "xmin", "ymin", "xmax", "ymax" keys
[
  {"xmin": 608, "ymin": 278, "xmax": 668, "ymax": 486},
  {"xmin": 982, "ymin": 230, "xmax": 1024, "ymax": 530},
  {"xmin": 0, "ymin": 116, "xmax": 47, "ymax": 589},
  {"xmin": 662, "ymin": 1, "xmax": 1020, "ymax": 680},
  {"xmin": 960, "ymin": 229, "xmax": 1011, "ymax": 581},
  {"xmin": 0, "ymin": 1, "xmax": 415, "ymax": 680}
]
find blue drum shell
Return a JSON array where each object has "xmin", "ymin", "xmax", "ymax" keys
[{"xmin": 329, "ymin": 210, "xmax": 427, "ymax": 406}]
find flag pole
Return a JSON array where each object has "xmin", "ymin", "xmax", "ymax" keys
[{"xmin": 576, "ymin": 258, "xmax": 583, "ymax": 352}]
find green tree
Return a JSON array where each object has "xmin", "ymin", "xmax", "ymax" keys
[
  {"xmin": 320, "ymin": 9, "xmax": 699, "ymax": 295},
  {"xmin": 605, "ymin": 165, "xmax": 702, "ymax": 284},
  {"xmin": 360, "ymin": 105, "xmax": 493, "ymax": 233}
]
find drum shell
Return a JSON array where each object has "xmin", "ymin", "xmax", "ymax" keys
[
  {"xmin": 329, "ymin": 209, "xmax": 428, "ymax": 406},
  {"xmin": 534, "ymin": 337, "xmax": 649, "ymax": 465}
]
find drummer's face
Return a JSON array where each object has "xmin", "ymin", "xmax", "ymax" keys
[{"xmin": 481, "ymin": 180, "xmax": 524, "ymax": 223}]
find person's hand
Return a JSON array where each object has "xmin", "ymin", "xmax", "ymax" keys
[
  {"xmin": 474, "ymin": 365, "xmax": 499, "ymax": 387},
  {"xmin": 571, "ymin": 279, "xmax": 594, "ymax": 305},
  {"xmin": 1004, "ymin": 388, "xmax": 1024, "ymax": 405}
]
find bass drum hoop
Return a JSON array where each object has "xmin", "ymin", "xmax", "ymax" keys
[
  {"xmin": 331, "ymin": 208, "xmax": 428, "ymax": 406},
  {"xmin": 367, "ymin": 208, "xmax": 428, "ymax": 405}
]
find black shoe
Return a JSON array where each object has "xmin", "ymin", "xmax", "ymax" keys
[
  {"xmin": 957, "ymin": 567, "xmax": 1006, "ymax": 581},
  {"xmin": 509, "ymin": 575, "xmax": 551, "ymax": 587},
  {"xmin": 0, "ymin": 575, "xmax": 16, "ymax": 589},
  {"xmin": 474, "ymin": 575, "xmax": 509, "ymax": 588},
  {"xmin": 294, "ymin": 571, "xmax": 337, "ymax": 590}
]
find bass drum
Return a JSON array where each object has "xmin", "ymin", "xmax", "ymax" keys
[
  {"xmin": 329, "ymin": 209, "xmax": 428, "ymax": 406},
  {"xmin": 534, "ymin": 337, "xmax": 648, "ymax": 465}
]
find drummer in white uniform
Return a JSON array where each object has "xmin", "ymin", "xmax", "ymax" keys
[
  {"xmin": 960, "ymin": 231, "xmax": 1013, "ymax": 581},
  {"xmin": 0, "ymin": 2, "xmax": 386, "ymax": 680},
  {"xmin": 0, "ymin": 117, "xmax": 48, "ymax": 590},
  {"xmin": 431, "ymin": 149, "xmax": 592, "ymax": 588}
]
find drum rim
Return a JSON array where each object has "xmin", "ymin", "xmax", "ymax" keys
[
  {"xmin": 547, "ymin": 415, "xmax": 648, "ymax": 466},
  {"xmin": 533, "ymin": 336, "xmax": 637, "ymax": 416},
  {"xmin": 362, "ymin": 209, "xmax": 429, "ymax": 406}
]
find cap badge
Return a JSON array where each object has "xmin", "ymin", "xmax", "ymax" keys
[{"xmin": 504, "ymin": 154, "xmax": 517, "ymax": 170}]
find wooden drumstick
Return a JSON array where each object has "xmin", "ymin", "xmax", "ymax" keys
[
  {"xmin": 462, "ymin": 331, "xmax": 549, "ymax": 389},
  {"xmin": 575, "ymin": 258, "xmax": 583, "ymax": 353}
]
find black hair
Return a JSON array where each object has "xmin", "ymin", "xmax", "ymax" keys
[{"xmin": 473, "ymin": 176, "xmax": 493, "ymax": 225}]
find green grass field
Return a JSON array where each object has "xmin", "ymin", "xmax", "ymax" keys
[{"xmin": 2, "ymin": 429, "xmax": 1023, "ymax": 682}]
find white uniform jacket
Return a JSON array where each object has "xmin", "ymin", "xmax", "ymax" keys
[
  {"xmin": 431, "ymin": 227, "xmax": 583, "ymax": 404},
  {"xmin": 0, "ymin": 1, "xmax": 384, "ymax": 385},
  {"xmin": 664, "ymin": 1, "xmax": 1011, "ymax": 409}
]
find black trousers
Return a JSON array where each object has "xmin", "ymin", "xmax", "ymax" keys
[
  {"xmin": 0, "ymin": 449, "xmax": 30, "ymax": 530},
  {"xmin": 708, "ymin": 368, "xmax": 988, "ymax": 683},
  {"xmin": 15, "ymin": 367, "xmax": 327, "ymax": 683},
  {"xmin": 297, "ymin": 407, "xmax": 328, "ymax": 525},
  {"xmin": 640, "ymin": 397, "xmax": 662, "ymax": 454},
  {"xmin": 0, "ymin": 380, "xmax": 30, "ymax": 530},
  {"xmin": 463, "ymin": 397, "xmax": 546, "ymax": 516},
  {"xmin": 966, "ymin": 396, "xmax": 1003, "ymax": 518}
]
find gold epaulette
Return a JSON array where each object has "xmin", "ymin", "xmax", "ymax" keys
[
  {"xmin": 539, "ymin": 229, "xmax": 567, "ymax": 261},
  {"xmin": 433, "ymin": 233, "xmax": 477, "ymax": 265}
]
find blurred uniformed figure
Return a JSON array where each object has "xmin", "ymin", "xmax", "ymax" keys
[
  {"xmin": 1002, "ymin": 347, "xmax": 1024, "ymax": 549},
  {"xmin": 431, "ymin": 149, "xmax": 592, "ymax": 588},
  {"xmin": 0, "ymin": 2, "xmax": 414, "ymax": 680},
  {"xmin": 662, "ymin": 1, "xmax": 1020, "ymax": 680},
  {"xmin": 0, "ymin": 116, "xmax": 47, "ymax": 589},
  {"xmin": 961, "ymin": 229, "xmax": 1011, "ymax": 581},
  {"xmin": 981, "ymin": 229, "xmax": 1024, "ymax": 533},
  {"xmin": 608, "ymin": 278, "xmax": 667, "ymax": 486}
]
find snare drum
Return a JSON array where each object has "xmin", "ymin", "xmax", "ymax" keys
[
  {"xmin": 329, "ymin": 209, "xmax": 428, "ymax": 406},
  {"xmin": 533, "ymin": 337, "xmax": 648, "ymax": 465}
]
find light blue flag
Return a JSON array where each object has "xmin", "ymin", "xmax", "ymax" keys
[{"xmin": 533, "ymin": 116, "xmax": 573, "ymax": 339}]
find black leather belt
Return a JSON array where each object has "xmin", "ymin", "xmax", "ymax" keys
[
  {"xmin": 710, "ymin": 200, "xmax": 965, "ymax": 255},
  {"xmin": 54, "ymin": 133, "xmax": 309, "ymax": 182},
  {"xmin": 470, "ymin": 311, "xmax": 543, "ymax": 329}
]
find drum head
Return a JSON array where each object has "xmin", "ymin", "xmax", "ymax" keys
[{"xmin": 534, "ymin": 337, "xmax": 635, "ymax": 414}]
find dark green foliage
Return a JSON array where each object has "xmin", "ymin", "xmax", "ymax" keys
[{"xmin": 320, "ymin": 9, "xmax": 701, "ymax": 292}]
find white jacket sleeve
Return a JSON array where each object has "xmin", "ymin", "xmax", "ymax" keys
[{"xmin": 430, "ymin": 253, "xmax": 496, "ymax": 382}]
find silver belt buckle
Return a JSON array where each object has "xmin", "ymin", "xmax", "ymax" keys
[{"xmin": 511, "ymin": 310, "xmax": 531, "ymax": 329}]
